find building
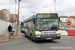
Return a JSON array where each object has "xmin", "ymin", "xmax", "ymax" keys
[
  {"xmin": 10, "ymin": 14, "xmax": 19, "ymax": 26},
  {"xmin": 68, "ymin": 16, "xmax": 75, "ymax": 26},
  {"xmin": 60, "ymin": 16, "xmax": 75, "ymax": 28},
  {"xmin": 19, "ymin": 21, "xmax": 21, "ymax": 25},
  {"xmin": 59, "ymin": 16, "xmax": 68, "ymax": 28},
  {"xmin": 59, "ymin": 16, "xmax": 68, "ymax": 22},
  {"xmin": 0, "ymin": 9, "xmax": 10, "ymax": 21}
]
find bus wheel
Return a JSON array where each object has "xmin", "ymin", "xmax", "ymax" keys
[
  {"xmin": 50, "ymin": 39, "xmax": 52, "ymax": 41},
  {"xmin": 33, "ymin": 38, "xmax": 37, "ymax": 42}
]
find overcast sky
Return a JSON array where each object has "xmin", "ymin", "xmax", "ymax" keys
[{"xmin": 0, "ymin": 0, "xmax": 75, "ymax": 22}]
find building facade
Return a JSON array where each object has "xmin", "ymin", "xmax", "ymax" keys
[
  {"xmin": 60, "ymin": 16, "xmax": 75, "ymax": 28},
  {"xmin": 10, "ymin": 14, "xmax": 19, "ymax": 26},
  {"xmin": 0, "ymin": 9, "xmax": 10, "ymax": 21},
  {"xmin": 68, "ymin": 16, "xmax": 75, "ymax": 27},
  {"xmin": 60, "ymin": 16, "xmax": 68, "ymax": 22},
  {"xmin": 59, "ymin": 16, "xmax": 68, "ymax": 28}
]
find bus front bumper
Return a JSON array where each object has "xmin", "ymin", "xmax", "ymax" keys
[{"xmin": 34, "ymin": 34, "xmax": 61, "ymax": 40}]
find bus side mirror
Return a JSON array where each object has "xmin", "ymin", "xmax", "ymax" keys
[
  {"xmin": 21, "ymin": 22, "xmax": 24, "ymax": 26},
  {"xmin": 59, "ymin": 18, "xmax": 60, "ymax": 21},
  {"xmin": 33, "ymin": 21, "xmax": 35, "ymax": 24}
]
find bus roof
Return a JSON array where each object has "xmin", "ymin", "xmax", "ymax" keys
[
  {"xmin": 24, "ymin": 13, "xmax": 58, "ymax": 22},
  {"xmin": 37, "ymin": 13, "xmax": 58, "ymax": 15}
]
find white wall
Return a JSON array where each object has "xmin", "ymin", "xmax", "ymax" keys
[{"xmin": 0, "ymin": 19, "xmax": 12, "ymax": 35}]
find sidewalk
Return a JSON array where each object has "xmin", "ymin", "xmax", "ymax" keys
[
  {"xmin": 0, "ymin": 30, "xmax": 22, "ymax": 43},
  {"xmin": 0, "ymin": 32, "xmax": 9, "ymax": 43}
]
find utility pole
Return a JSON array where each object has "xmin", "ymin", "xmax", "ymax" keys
[
  {"xmin": 17, "ymin": 0, "xmax": 21, "ymax": 27},
  {"xmin": 15, "ymin": 0, "xmax": 17, "ymax": 26},
  {"xmin": 54, "ymin": 0, "xmax": 56, "ymax": 13}
]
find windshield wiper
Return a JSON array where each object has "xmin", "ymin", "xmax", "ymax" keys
[{"xmin": 50, "ymin": 25, "xmax": 58, "ymax": 31}]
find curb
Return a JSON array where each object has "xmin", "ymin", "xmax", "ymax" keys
[
  {"xmin": 0, "ymin": 39, "xmax": 9, "ymax": 43},
  {"xmin": 8, "ymin": 37, "xmax": 22, "ymax": 42},
  {"xmin": 0, "ymin": 37, "xmax": 21, "ymax": 43},
  {"xmin": 60, "ymin": 35, "xmax": 68, "ymax": 36}
]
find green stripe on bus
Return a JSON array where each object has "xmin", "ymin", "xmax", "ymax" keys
[{"xmin": 37, "ymin": 26, "xmax": 39, "ymax": 28}]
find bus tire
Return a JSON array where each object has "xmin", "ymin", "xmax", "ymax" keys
[
  {"xmin": 50, "ymin": 39, "xmax": 52, "ymax": 41},
  {"xmin": 33, "ymin": 38, "xmax": 37, "ymax": 42}
]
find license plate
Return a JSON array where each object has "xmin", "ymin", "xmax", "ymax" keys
[{"xmin": 46, "ymin": 38, "xmax": 52, "ymax": 39}]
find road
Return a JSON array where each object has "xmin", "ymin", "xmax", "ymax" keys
[{"xmin": 0, "ymin": 34, "xmax": 75, "ymax": 50}]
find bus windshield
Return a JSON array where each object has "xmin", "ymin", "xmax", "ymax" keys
[{"xmin": 35, "ymin": 19, "xmax": 59, "ymax": 31}]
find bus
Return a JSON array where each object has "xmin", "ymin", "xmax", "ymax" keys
[{"xmin": 21, "ymin": 13, "xmax": 61, "ymax": 41}]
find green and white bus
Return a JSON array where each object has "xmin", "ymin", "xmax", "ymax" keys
[{"xmin": 21, "ymin": 13, "xmax": 61, "ymax": 41}]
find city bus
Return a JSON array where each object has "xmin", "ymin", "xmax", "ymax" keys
[{"xmin": 21, "ymin": 13, "xmax": 61, "ymax": 41}]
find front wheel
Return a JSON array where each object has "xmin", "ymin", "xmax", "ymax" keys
[
  {"xmin": 49, "ymin": 39, "xmax": 52, "ymax": 41},
  {"xmin": 33, "ymin": 37, "xmax": 37, "ymax": 42}
]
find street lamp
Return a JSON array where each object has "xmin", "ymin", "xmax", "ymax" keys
[{"xmin": 17, "ymin": 0, "xmax": 21, "ymax": 27}]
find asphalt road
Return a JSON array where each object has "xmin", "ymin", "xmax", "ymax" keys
[{"xmin": 0, "ymin": 34, "xmax": 75, "ymax": 50}]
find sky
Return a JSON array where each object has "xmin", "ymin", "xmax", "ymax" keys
[{"xmin": 0, "ymin": 0, "xmax": 75, "ymax": 22}]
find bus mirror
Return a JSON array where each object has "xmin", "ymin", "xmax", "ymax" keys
[
  {"xmin": 59, "ymin": 18, "xmax": 60, "ymax": 21},
  {"xmin": 33, "ymin": 21, "xmax": 35, "ymax": 24},
  {"xmin": 21, "ymin": 22, "xmax": 24, "ymax": 26}
]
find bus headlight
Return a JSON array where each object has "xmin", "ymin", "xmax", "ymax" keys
[
  {"xmin": 35, "ymin": 35, "xmax": 40, "ymax": 37},
  {"xmin": 35, "ymin": 31, "xmax": 41, "ymax": 35}
]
